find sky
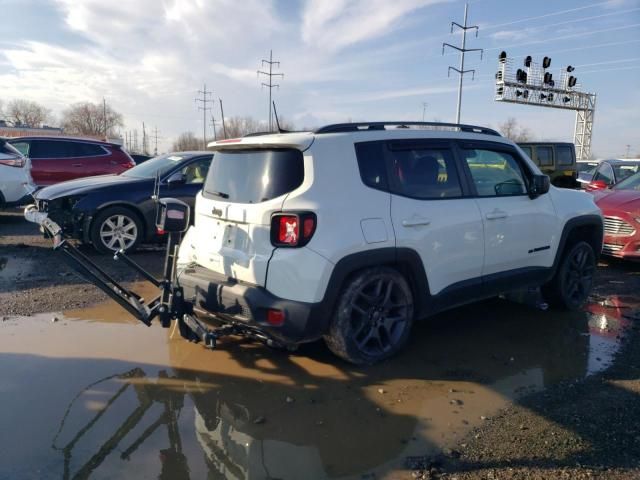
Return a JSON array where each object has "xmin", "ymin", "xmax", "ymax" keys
[{"xmin": 0, "ymin": 0, "xmax": 638, "ymax": 157}]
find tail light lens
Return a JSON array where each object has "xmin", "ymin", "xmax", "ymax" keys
[
  {"xmin": 271, "ymin": 212, "xmax": 316, "ymax": 247},
  {"xmin": 266, "ymin": 309, "xmax": 285, "ymax": 326},
  {"xmin": 0, "ymin": 156, "xmax": 25, "ymax": 168}
]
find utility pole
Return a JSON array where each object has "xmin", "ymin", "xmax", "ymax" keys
[
  {"xmin": 195, "ymin": 84, "xmax": 213, "ymax": 148},
  {"xmin": 103, "ymin": 98, "xmax": 107, "ymax": 140},
  {"xmin": 626, "ymin": 145, "xmax": 631, "ymax": 158},
  {"xmin": 257, "ymin": 50, "xmax": 284, "ymax": 131},
  {"xmin": 133, "ymin": 130, "xmax": 139, "ymax": 153},
  {"xmin": 142, "ymin": 122, "xmax": 148, "ymax": 155},
  {"xmin": 422, "ymin": 102, "xmax": 428, "ymax": 121},
  {"xmin": 210, "ymin": 115, "xmax": 217, "ymax": 141},
  {"xmin": 151, "ymin": 126, "xmax": 161, "ymax": 156},
  {"xmin": 443, "ymin": 3, "xmax": 483, "ymax": 124},
  {"xmin": 219, "ymin": 98, "xmax": 227, "ymax": 139}
]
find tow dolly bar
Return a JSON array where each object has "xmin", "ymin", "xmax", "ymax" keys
[{"xmin": 27, "ymin": 199, "xmax": 247, "ymax": 349}]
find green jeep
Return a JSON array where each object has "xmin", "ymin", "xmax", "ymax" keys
[{"xmin": 517, "ymin": 142, "xmax": 577, "ymax": 188}]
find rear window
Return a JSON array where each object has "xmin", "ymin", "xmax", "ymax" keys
[
  {"xmin": 556, "ymin": 145, "xmax": 574, "ymax": 166},
  {"xmin": 203, "ymin": 149, "xmax": 304, "ymax": 203}
]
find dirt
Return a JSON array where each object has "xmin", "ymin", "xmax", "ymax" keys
[{"xmin": 1, "ymin": 207, "xmax": 639, "ymax": 479}]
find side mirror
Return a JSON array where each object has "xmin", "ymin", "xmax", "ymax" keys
[
  {"xmin": 166, "ymin": 172, "xmax": 186, "ymax": 186},
  {"xmin": 529, "ymin": 174, "xmax": 550, "ymax": 198},
  {"xmin": 156, "ymin": 198, "xmax": 190, "ymax": 233},
  {"xmin": 586, "ymin": 180, "xmax": 607, "ymax": 191}
]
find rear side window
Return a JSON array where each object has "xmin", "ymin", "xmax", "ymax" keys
[
  {"xmin": 72, "ymin": 142, "xmax": 107, "ymax": 157},
  {"xmin": 613, "ymin": 163, "xmax": 640, "ymax": 182},
  {"xmin": 0, "ymin": 141, "xmax": 22, "ymax": 159},
  {"xmin": 354, "ymin": 142, "xmax": 388, "ymax": 191},
  {"xmin": 536, "ymin": 146, "xmax": 553, "ymax": 167},
  {"xmin": 556, "ymin": 146, "xmax": 574, "ymax": 166},
  {"xmin": 203, "ymin": 149, "xmax": 303, "ymax": 203}
]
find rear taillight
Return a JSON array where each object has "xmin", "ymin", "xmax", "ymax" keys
[
  {"xmin": 0, "ymin": 156, "xmax": 25, "ymax": 168},
  {"xmin": 271, "ymin": 212, "xmax": 316, "ymax": 247},
  {"xmin": 266, "ymin": 309, "xmax": 285, "ymax": 326}
]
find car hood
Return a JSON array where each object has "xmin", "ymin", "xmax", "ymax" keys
[
  {"xmin": 35, "ymin": 174, "xmax": 147, "ymax": 200},
  {"xmin": 594, "ymin": 189, "xmax": 640, "ymax": 213}
]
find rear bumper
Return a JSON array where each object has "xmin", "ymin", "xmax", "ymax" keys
[{"xmin": 177, "ymin": 264, "xmax": 331, "ymax": 344}]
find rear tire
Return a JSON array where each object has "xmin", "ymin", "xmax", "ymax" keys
[
  {"xmin": 324, "ymin": 267, "xmax": 414, "ymax": 365},
  {"xmin": 90, "ymin": 206, "xmax": 143, "ymax": 254},
  {"xmin": 542, "ymin": 241, "xmax": 596, "ymax": 310}
]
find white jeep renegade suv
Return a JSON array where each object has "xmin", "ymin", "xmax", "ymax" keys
[{"xmin": 176, "ymin": 122, "xmax": 603, "ymax": 364}]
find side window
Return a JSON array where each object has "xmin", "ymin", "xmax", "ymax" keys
[
  {"xmin": 537, "ymin": 146, "xmax": 553, "ymax": 167},
  {"xmin": 354, "ymin": 142, "xmax": 389, "ymax": 191},
  {"xmin": 10, "ymin": 141, "xmax": 30, "ymax": 157},
  {"xmin": 73, "ymin": 143, "xmax": 107, "ymax": 157},
  {"xmin": 389, "ymin": 144, "xmax": 462, "ymax": 199},
  {"xmin": 556, "ymin": 146, "xmax": 574, "ymax": 166},
  {"xmin": 181, "ymin": 157, "xmax": 212, "ymax": 184},
  {"xmin": 593, "ymin": 164, "xmax": 613, "ymax": 184},
  {"xmin": 29, "ymin": 140, "xmax": 75, "ymax": 159},
  {"xmin": 613, "ymin": 164, "xmax": 639, "ymax": 183},
  {"xmin": 463, "ymin": 148, "xmax": 528, "ymax": 197}
]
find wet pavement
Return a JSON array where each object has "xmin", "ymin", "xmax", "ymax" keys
[{"xmin": 0, "ymin": 292, "xmax": 634, "ymax": 480}]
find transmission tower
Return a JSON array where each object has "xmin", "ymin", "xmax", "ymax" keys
[
  {"xmin": 151, "ymin": 126, "xmax": 161, "ymax": 156},
  {"xmin": 195, "ymin": 84, "xmax": 214, "ymax": 148},
  {"xmin": 442, "ymin": 3, "xmax": 483, "ymax": 124},
  {"xmin": 257, "ymin": 50, "xmax": 284, "ymax": 131}
]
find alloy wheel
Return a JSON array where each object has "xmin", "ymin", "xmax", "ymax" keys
[{"xmin": 99, "ymin": 214, "xmax": 138, "ymax": 251}]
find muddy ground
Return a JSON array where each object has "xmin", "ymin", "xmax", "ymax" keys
[{"xmin": 1, "ymin": 207, "xmax": 639, "ymax": 480}]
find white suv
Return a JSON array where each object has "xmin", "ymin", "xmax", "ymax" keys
[
  {"xmin": 0, "ymin": 138, "xmax": 36, "ymax": 208},
  {"xmin": 176, "ymin": 122, "xmax": 603, "ymax": 364}
]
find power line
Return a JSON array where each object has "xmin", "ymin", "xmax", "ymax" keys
[
  {"xmin": 151, "ymin": 126, "xmax": 161, "ymax": 156},
  {"xmin": 443, "ymin": 3, "xmax": 483, "ymax": 123},
  {"xmin": 257, "ymin": 50, "xmax": 284, "ymax": 132},
  {"xmin": 483, "ymin": 0, "xmax": 620, "ymax": 31},
  {"xmin": 195, "ymin": 84, "xmax": 213, "ymax": 148}
]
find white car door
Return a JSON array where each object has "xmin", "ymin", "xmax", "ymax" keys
[
  {"xmin": 458, "ymin": 142, "xmax": 558, "ymax": 279},
  {"xmin": 387, "ymin": 139, "xmax": 484, "ymax": 296}
]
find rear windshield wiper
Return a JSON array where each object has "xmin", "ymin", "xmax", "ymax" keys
[{"xmin": 207, "ymin": 190, "xmax": 229, "ymax": 199}]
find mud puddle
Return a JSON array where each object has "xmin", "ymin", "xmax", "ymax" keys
[{"xmin": 0, "ymin": 295, "xmax": 635, "ymax": 480}]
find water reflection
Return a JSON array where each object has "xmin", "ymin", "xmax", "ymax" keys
[{"xmin": 0, "ymin": 296, "xmax": 634, "ymax": 479}]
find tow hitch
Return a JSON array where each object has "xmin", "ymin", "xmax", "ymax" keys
[{"xmin": 29, "ymin": 198, "xmax": 258, "ymax": 349}]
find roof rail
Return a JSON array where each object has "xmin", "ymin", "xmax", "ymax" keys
[{"xmin": 314, "ymin": 122, "xmax": 501, "ymax": 137}]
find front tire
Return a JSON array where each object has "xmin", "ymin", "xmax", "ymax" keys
[
  {"xmin": 324, "ymin": 267, "xmax": 414, "ymax": 365},
  {"xmin": 542, "ymin": 241, "xmax": 596, "ymax": 310},
  {"xmin": 90, "ymin": 206, "xmax": 143, "ymax": 254}
]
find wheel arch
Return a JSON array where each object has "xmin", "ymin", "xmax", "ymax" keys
[
  {"xmin": 552, "ymin": 214, "xmax": 603, "ymax": 274},
  {"xmin": 320, "ymin": 247, "xmax": 430, "ymax": 321}
]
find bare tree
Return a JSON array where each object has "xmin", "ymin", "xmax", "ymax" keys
[
  {"xmin": 219, "ymin": 116, "xmax": 295, "ymax": 139},
  {"xmin": 498, "ymin": 117, "xmax": 532, "ymax": 142},
  {"xmin": 6, "ymin": 99, "xmax": 52, "ymax": 128},
  {"xmin": 61, "ymin": 101, "xmax": 123, "ymax": 138},
  {"xmin": 171, "ymin": 132, "xmax": 203, "ymax": 151}
]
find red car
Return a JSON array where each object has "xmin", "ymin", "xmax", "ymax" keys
[
  {"xmin": 8, "ymin": 136, "xmax": 135, "ymax": 186},
  {"xmin": 593, "ymin": 171, "xmax": 640, "ymax": 259}
]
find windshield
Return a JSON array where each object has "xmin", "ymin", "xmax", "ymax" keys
[
  {"xmin": 203, "ymin": 148, "xmax": 304, "ymax": 203},
  {"xmin": 613, "ymin": 171, "xmax": 640, "ymax": 191},
  {"xmin": 122, "ymin": 153, "xmax": 190, "ymax": 178}
]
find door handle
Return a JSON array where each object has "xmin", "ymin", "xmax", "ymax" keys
[
  {"xmin": 72, "ymin": 163, "xmax": 83, "ymax": 167},
  {"xmin": 402, "ymin": 217, "xmax": 431, "ymax": 227},
  {"xmin": 485, "ymin": 210, "xmax": 508, "ymax": 220}
]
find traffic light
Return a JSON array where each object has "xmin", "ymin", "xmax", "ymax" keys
[
  {"xmin": 542, "ymin": 56, "xmax": 551, "ymax": 69},
  {"xmin": 495, "ymin": 71, "xmax": 503, "ymax": 80},
  {"xmin": 516, "ymin": 69, "xmax": 528, "ymax": 83},
  {"xmin": 568, "ymin": 76, "xmax": 577, "ymax": 88},
  {"xmin": 496, "ymin": 85, "xmax": 504, "ymax": 96},
  {"xmin": 499, "ymin": 51, "xmax": 507, "ymax": 63},
  {"xmin": 566, "ymin": 65, "xmax": 575, "ymax": 72},
  {"xmin": 562, "ymin": 96, "xmax": 571, "ymax": 103},
  {"xmin": 544, "ymin": 72, "xmax": 553, "ymax": 84},
  {"xmin": 516, "ymin": 90, "xmax": 529, "ymax": 99},
  {"xmin": 524, "ymin": 56, "xmax": 532, "ymax": 67}
]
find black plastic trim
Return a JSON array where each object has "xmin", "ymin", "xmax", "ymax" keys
[{"xmin": 315, "ymin": 122, "xmax": 501, "ymax": 136}]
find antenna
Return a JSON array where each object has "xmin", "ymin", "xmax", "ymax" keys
[{"xmin": 272, "ymin": 101, "xmax": 288, "ymax": 133}]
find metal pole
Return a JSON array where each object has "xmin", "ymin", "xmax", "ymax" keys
[
  {"xmin": 455, "ymin": 4, "xmax": 468, "ymax": 124},
  {"xmin": 103, "ymin": 98, "xmax": 107, "ymax": 139},
  {"xmin": 268, "ymin": 50, "xmax": 273, "ymax": 131},
  {"xmin": 219, "ymin": 98, "xmax": 226, "ymax": 139},
  {"xmin": 203, "ymin": 84, "xmax": 207, "ymax": 148}
]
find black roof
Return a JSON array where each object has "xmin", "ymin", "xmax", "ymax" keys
[{"xmin": 314, "ymin": 122, "xmax": 501, "ymax": 137}]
